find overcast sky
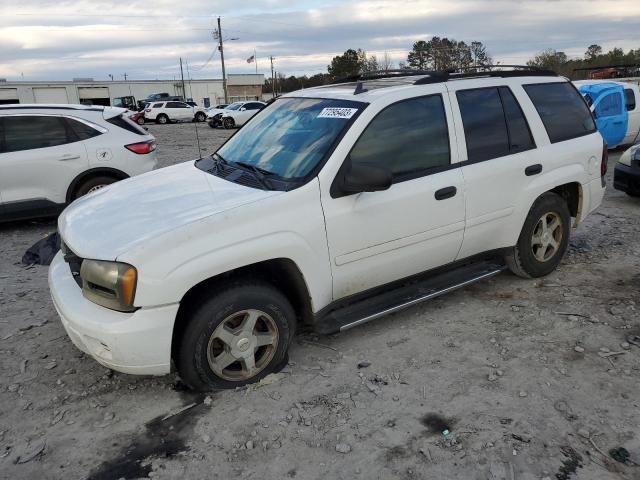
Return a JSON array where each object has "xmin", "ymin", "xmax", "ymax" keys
[{"xmin": 0, "ymin": 0, "xmax": 639, "ymax": 81}]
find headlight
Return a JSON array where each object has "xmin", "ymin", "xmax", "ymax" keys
[
  {"xmin": 619, "ymin": 144, "xmax": 640, "ymax": 168},
  {"xmin": 80, "ymin": 260, "xmax": 138, "ymax": 312}
]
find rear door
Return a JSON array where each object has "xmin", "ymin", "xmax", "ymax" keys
[
  {"xmin": 0, "ymin": 115, "xmax": 89, "ymax": 206},
  {"xmin": 166, "ymin": 101, "xmax": 194, "ymax": 121},
  {"xmin": 447, "ymin": 83, "xmax": 538, "ymax": 259},
  {"xmin": 592, "ymin": 87, "xmax": 627, "ymax": 147}
]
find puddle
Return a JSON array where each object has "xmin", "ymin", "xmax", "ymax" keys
[{"xmin": 88, "ymin": 394, "xmax": 206, "ymax": 480}]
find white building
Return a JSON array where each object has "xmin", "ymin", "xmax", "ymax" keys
[{"xmin": 0, "ymin": 74, "xmax": 264, "ymax": 108}]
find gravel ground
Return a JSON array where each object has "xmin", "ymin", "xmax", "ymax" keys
[{"xmin": 0, "ymin": 123, "xmax": 639, "ymax": 480}]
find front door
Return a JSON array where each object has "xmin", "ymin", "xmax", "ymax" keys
[
  {"xmin": 593, "ymin": 89, "xmax": 627, "ymax": 148},
  {"xmin": 166, "ymin": 102, "xmax": 194, "ymax": 121},
  {"xmin": 319, "ymin": 91, "xmax": 466, "ymax": 300}
]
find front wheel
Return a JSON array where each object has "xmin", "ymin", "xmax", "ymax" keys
[
  {"xmin": 136, "ymin": 116, "xmax": 145, "ymax": 125},
  {"xmin": 176, "ymin": 282, "xmax": 295, "ymax": 391},
  {"xmin": 195, "ymin": 112, "xmax": 206, "ymax": 122},
  {"xmin": 222, "ymin": 117, "xmax": 235, "ymax": 129},
  {"xmin": 505, "ymin": 192, "xmax": 571, "ymax": 278}
]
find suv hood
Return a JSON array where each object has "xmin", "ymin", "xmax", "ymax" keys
[{"xmin": 58, "ymin": 161, "xmax": 281, "ymax": 260}]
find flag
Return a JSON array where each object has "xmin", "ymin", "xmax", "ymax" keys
[{"xmin": 246, "ymin": 55, "xmax": 255, "ymax": 64}]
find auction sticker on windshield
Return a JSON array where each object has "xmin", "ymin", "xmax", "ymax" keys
[{"xmin": 317, "ymin": 107, "xmax": 359, "ymax": 119}]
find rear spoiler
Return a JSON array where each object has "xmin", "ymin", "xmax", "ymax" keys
[{"xmin": 102, "ymin": 107, "xmax": 128, "ymax": 120}]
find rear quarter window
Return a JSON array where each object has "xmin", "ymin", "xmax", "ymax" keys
[{"xmin": 523, "ymin": 82, "xmax": 596, "ymax": 143}]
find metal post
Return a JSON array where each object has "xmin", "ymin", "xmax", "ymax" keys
[
  {"xmin": 218, "ymin": 17, "xmax": 228, "ymax": 104},
  {"xmin": 179, "ymin": 58, "xmax": 186, "ymax": 101}
]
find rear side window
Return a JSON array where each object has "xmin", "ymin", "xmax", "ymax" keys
[
  {"xmin": 1, "ymin": 115, "xmax": 70, "ymax": 153},
  {"xmin": 65, "ymin": 117, "xmax": 103, "ymax": 140},
  {"xmin": 106, "ymin": 114, "xmax": 147, "ymax": 135},
  {"xmin": 350, "ymin": 95, "xmax": 450, "ymax": 182},
  {"xmin": 524, "ymin": 82, "xmax": 596, "ymax": 143},
  {"xmin": 595, "ymin": 92, "xmax": 623, "ymax": 117},
  {"xmin": 625, "ymin": 88, "xmax": 636, "ymax": 111},
  {"xmin": 457, "ymin": 88, "xmax": 509, "ymax": 162}
]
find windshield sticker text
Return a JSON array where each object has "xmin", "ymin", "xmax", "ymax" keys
[{"xmin": 317, "ymin": 107, "xmax": 358, "ymax": 119}]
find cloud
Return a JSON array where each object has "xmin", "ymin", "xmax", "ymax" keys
[{"xmin": 0, "ymin": 0, "xmax": 638, "ymax": 80}]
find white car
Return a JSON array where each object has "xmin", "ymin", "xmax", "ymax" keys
[
  {"xmin": 0, "ymin": 104, "xmax": 157, "ymax": 222},
  {"xmin": 50, "ymin": 69, "xmax": 606, "ymax": 391},
  {"xmin": 218, "ymin": 101, "xmax": 266, "ymax": 128},
  {"xmin": 614, "ymin": 143, "xmax": 640, "ymax": 197},
  {"xmin": 144, "ymin": 101, "xmax": 207, "ymax": 124}
]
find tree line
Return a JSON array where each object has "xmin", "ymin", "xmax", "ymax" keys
[{"xmin": 263, "ymin": 38, "xmax": 639, "ymax": 93}]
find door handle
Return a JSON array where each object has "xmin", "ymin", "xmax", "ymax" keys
[
  {"xmin": 59, "ymin": 154, "xmax": 81, "ymax": 161},
  {"xmin": 525, "ymin": 164, "xmax": 542, "ymax": 176},
  {"xmin": 434, "ymin": 186, "xmax": 457, "ymax": 200}
]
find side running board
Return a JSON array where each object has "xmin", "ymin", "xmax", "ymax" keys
[{"xmin": 314, "ymin": 259, "xmax": 507, "ymax": 334}]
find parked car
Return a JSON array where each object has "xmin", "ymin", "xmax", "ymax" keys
[
  {"xmin": 0, "ymin": 104, "xmax": 157, "ymax": 222},
  {"xmin": 129, "ymin": 110, "xmax": 146, "ymax": 125},
  {"xmin": 218, "ymin": 101, "xmax": 267, "ymax": 128},
  {"xmin": 614, "ymin": 143, "xmax": 640, "ymax": 197},
  {"xmin": 50, "ymin": 69, "xmax": 606, "ymax": 391},
  {"xmin": 144, "ymin": 101, "xmax": 207, "ymax": 124},
  {"xmin": 138, "ymin": 94, "xmax": 183, "ymax": 111},
  {"xmin": 575, "ymin": 80, "xmax": 640, "ymax": 147},
  {"xmin": 206, "ymin": 102, "xmax": 241, "ymax": 128}
]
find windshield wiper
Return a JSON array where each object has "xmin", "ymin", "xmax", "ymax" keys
[{"xmin": 231, "ymin": 161, "xmax": 273, "ymax": 189}]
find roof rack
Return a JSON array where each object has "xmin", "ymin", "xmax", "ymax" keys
[{"xmin": 329, "ymin": 66, "xmax": 558, "ymax": 95}]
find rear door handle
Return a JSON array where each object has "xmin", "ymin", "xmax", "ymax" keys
[
  {"xmin": 59, "ymin": 154, "xmax": 81, "ymax": 161},
  {"xmin": 525, "ymin": 164, "xmax": 542, "ymax": 176},
  {"xmin": 434, "ymin": 186, "xmax": 457, "ymax": 200}
]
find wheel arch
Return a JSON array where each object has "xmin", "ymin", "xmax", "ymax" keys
[
  {"xmin": 550, "ymin": 181, "xmax": 583, "ymax": 224},
  {"xmin": 170, "ymin": 257, "xmax": 313, "ymax": 360},
  {"xmin": 66, "ymin": 167, "xmax": 129, "ymax": 203}
]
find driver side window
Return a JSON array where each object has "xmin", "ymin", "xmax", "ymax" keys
[{"xmin": 349, "ymin": 95, "xmax": 450, "ymax": 183}]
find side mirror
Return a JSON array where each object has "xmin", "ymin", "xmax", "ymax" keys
[
  {"xmin": 341, "ymin": 162, "xmax": 392, "ymax": 194},
  {"xmin": 240, "ymin": 107, "xmax": 247, "ymax": 111}
]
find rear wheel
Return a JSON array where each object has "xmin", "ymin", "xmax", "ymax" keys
[
  {"xmin": 176, "ymin": 282, "xmax": 295, "ymax": 391},
  {"xmin": 222, "ymin": 117, "xmax": 235, "ymax": 129},
  {"xmin": 72, "ymin": 175, "xmax": 118, "ymax": 200},
  {"xmin": 195, "ymin": 112, "xmax": 206, "ymax": 122},
  {"xmin": 505, "ymin": 192, "xmax": 571, "ymax": 278},
  {"xmin": 136, "ymin": 116, "xmax": 145, "ymax": 125},
  {"xmin": 156, "ymin": 114, "xmax": 169, "ymax": 124}
]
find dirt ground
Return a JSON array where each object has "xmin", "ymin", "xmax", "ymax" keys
[{"xmin": 1, "ymin": 122, "xmax": 639, "ymax": 480}]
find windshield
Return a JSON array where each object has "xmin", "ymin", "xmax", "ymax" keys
[{"xmin": 215, "ymin": 97, "xmax": 364, "ymax": 180}]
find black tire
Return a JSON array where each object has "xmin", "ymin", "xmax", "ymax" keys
[
  {"xmin": 176, "ymin": 281, "xmax": 295, "ymax": 391},
  {"xmin": 136, "ymin": 116, "xmax": 145, "ymax": 125},
  {"xmin": 505, "ymin": 192, "xmax": 571, "ymax": 278},
  {"xmin": 208, "ymin": 122, "xmax": 216, "ymax": 129},
  {"xmin": 222, "ymin": 117, "xmax": 235, "ymax": 129},
  {"xmin": 156, "ymin": 114, "xmax": 169, "ymax": 124},
  {"xmin": 195, "ymin": 112, "xmax": 206, "ymax": 122},
  {"xmin": 626, "ymin": 192, "xmax": 640, "ymax": 198},
  {"xmin": 72, "ymin": 175, "xmax": 118, "ymax": 200}
]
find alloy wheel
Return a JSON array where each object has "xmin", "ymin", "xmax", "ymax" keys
[
  {"xmin": 531, "ymin": 212, "xmax": 563, "ymax": 262},
  {"xmin": 206, "ymin": 309, "xmax": 279, "ymax": 381}
]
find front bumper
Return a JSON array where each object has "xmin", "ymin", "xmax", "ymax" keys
[
  {"xmin": 614, "ymin": 162, "xmax": 640, "ymax": 195},
  {"xmin": 48, "ymin": 252, "xmax": 179, "ymax": 375}
]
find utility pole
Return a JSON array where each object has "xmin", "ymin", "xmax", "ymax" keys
[
  {"xmin": 215, "ymin": 17, "xmax": 228, "ymax": 103},
  {"xmin": 269, "ymin": 56, "xmax": 275, "ymax": 98},
  {"xmin": 123, "ymin": 73, "xmax": 128, "ymax": 81},
  {"xmin": 179, "ymin": 57, "xmax": 186, "ymax": 101}
]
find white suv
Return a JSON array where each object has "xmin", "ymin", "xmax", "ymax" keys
[
  {"xmin": 218, "ymin": 101, "xmax": 266, "ymax": 128},
  {"xmin": 49, "ymin": 69, "xmax": 606, "ymax": 391},
  {"xmin": 144, "ymin": 101, "xmax": 207, "ymax": 124},
  {"xmin": 0, "ymin": 104, "xmax": 157, "ymax": 222}
]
